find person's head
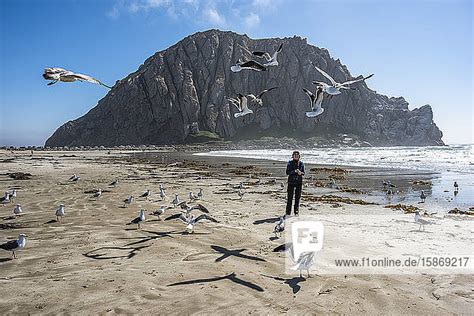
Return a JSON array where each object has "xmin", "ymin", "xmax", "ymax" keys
[{"xmin": 292, "ymin": 151, "xmax": 300, "ymax": 161}]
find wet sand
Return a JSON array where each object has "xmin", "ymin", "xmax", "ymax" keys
[{"xmin": 0, "ymin": 149, "xmax": 472, "ymax": 314}]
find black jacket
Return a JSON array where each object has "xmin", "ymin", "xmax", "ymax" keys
[{"xmin": 286, "ymin": 160, "xmax": 305, "ymax": 184}]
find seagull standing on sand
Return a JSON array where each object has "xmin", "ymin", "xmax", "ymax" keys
[
  {"xmin": 8, "ymin": 189, "xmax": 17, "ymax": 202},
  {"xmin": 247, "ymin": 87, "xmax": 279, "ymax": 106},
  {"xmin": 189, "ymin": 191, "xmax": 198, "ymax": 201},
  {"xmin": 0, "ymin": 192, "xmax": 10, "ymax": 206},
  {"xmin": 128, "ymin": 209, "xmax": 146, "ymax": 229},
  {"xmin": 0, "ymin": 234, "xmax": 26, "ymax": 259},
  {"xmin": 230, "ymin": 59, "xmax": 266, "ymax": 72},
  {"xmin": 238, "ymin": 189, "xmax": 245, "ymax": 200},
  {"xmin": 311, "ymin": 62, "xmax": 374, "ymax": 96},
  {"xmin": 56, "ymin": 204, "xmax": 65, "ymax": 222},
  {"xmin": 172, "ymin": 194, "xmax": 180, "ymax": 207},
  {"xmin": 109, "ymin": 179, "xmax": 119, "ymax": 186},
  {"xmin": 231, "ymin": 94, "xmax": 253, "ymax": 118},
  {"xmin": 454, "ymin": 181, "xmax": 459, "ymax": 192},
  {"xmin": 123, "ymin": 195, "xmax": 134, "ymax": 207},
  {"xmin": 273, "ymin": 216, "xmax": 285, "ymax": 238},
  {"xmin": 303, "ymin": 85, "xmax": 325, "ymax": 118},
  {"xmin": 197, "ymin": 188, "xmax": 203, "ymax": 199},
  {"xmin": 420, "ymin": 190, "xmax": 426, "ymax": 203},
  {"xmin": 140, "ymin": 189, "xmax": 151, "ymax": 200},
  {"xmin": 414, "ymin": 211, "xmax": 433, "ymax": 231},
  {"xmin": 151, "ymin": 206, "xmax": 172, "ymax": 220},
  {"xmin": 13, "ymin": 204, "xmax": 23, "ymax": 216},
  {"xmin": 43, "ymin": 67, "xmax": 112, "ymax": 89},
  {"xmin": 160, "ymin": 187, "xmax": 166, "ymax": 200}
]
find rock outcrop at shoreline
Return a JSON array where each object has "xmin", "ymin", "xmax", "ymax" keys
[{"xmin": 45, "ymin": 29, "xmax": 444, "ymax": 147}]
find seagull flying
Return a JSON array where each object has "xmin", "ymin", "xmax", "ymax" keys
[
  {"xmin": 232, "ymin": 94, "xmax": 253, "ymax": 118},
  {"xmin": 231, "ymin": 59, "xmax": 266, "ymax": 72},
  {"xmin": 311, "ymin": 62, "xmax": 374, "ymax": 96},
  {"xmin": 303, "ymin": 86, "xmax": 324, "ymax": 118},
  {"xmin": 177, "ymin": 214, "xmax": 218, "ymax": 233},
  {"xmin": 240, "ymin": 43, "xmax": 283, "ymax": 67},
  {"xmin": 43, "ymin": 67, "xmax": 112, "ymax": 89},
  {"xmin": 0, "ymin": 234, "xmax": 26, "ymax": 259},
  {"xmin": 247, "ymin": 87, "xmax": 278, "ymax": 106}
]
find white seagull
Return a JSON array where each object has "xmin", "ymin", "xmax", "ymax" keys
[
  {"xmin": 128, "ymin": 209, "xmax": 146, "ymax": 229},
  {"xmin": 8, "ymin": 189, "xmax": 17, "ymax": 202},
  {"xmin": 303, "ymin": 86, "xmax": 325, "ymax": 118},
  {"xmin": 247, "ymin": 87, "xmax": 278, "ymax": 106},
  {"xmin": 123, "ymin": 195, "xmax": 134, "ymax": 207},
  {"xmin": 231, "ymin": 59, "xmax": 267, "ymax": 72},
  {"xmin": 172, "ymin": 194, "xmax": 180, "ymax": 207},
  {"xmin": 273, "ymin": 216, "xmax": 285, "ymax": 238},
  {"xmin": 56, "ymin": 204, "xmax": 65, "ymax": 222},
  {"xmin": 160, "ymin": 187, "xmax": 166, "ymax": 200},
  {"xmin": 311, "ymin": 62, "xmax": 374, "ymax": 96},
  {"xmin": 240, "ymin": 43, "xmax": 283, "ymax": 67},
  {"xmin": 0, "ymin": 192, "xmax": 10, "ymax": 206},
  {"xmin": 92, "ymin": 189, "xmax": 102, "ymax": 199},
  {"xmin": 232, "ymin": 94, "xmax": 253, "ymax": 118},
  {"xmin": 43, "ymin": 67, "xmax": 112, "ymax": 89},
  {"xmin": 0, "ymin": 233, "xmax": 26, "ymax": 259},
  {"xmin": 13, "ymin": 204, "xmax": 23, "ymax": 216},
  {"xmin": 176, "ymin": 214, "xmax": 218, "ymax": 233},
  {"xmin": 140, "ymin": 189, "xmax": 151, "ymax": 200},
  {"xmin": 151, "ymin": 205, "xmax": 173, "ymax": 220},
  {"xmin": 414, "ymin": 211, "xmax": 433, "ymax": 231},
  {"xmin": 189, "ymin": 191, "xmax": 198, "ymax": 201}
]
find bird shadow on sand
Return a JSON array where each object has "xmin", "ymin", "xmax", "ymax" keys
[
  {"xmin": 83, "ymin": 245, "xmax": 151, "ymax": 260},
  {"xmin": 118, "ymin": 230, "xmax": 176, "ymax": 247},
  {"xmin": 261, "ymin": 274, "xmax": 307, "ymax": 294},
  {"xmin": 269, "ymin": 236, "xmax": 280, "ymax": 241},
  {"xmin": 409, "ymin": 230, "xmax": 433, "ymax": 233},
  {"xmin": 211, "ymin": 245, "xmax": 266, "ymax": 263},
  {"xmin": 168, "ymin": 272, "xmax": 264, "ymax": 292},
  {"xmin": 44, "ymin": 220, "xmax": 58, "ymax": 224},
  {"xmin": 253, "ymin": 217, "xmax": 280, "ymax": 225},
  {"xmin": 0, "ymin": 258, "xmax": 13, "ymax": 263}
]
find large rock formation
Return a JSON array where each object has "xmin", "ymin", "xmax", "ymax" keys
[{"xmin": 45, "ymin": 29, "xmax": 443, "ymax": 147}]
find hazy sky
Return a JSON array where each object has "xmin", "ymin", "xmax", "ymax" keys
[{"xmin": 0, "ymin": 0, "xmax": 472, "ymax": 146}]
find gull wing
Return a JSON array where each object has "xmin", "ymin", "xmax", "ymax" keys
[
  {"xmin": 270, "ymin": 43, "xmax": 283, "ymax": 61},
  {"xmin": 252, "ymin": 51, "xmax": 271, "ymax": 61},
  {"xmin": 190, "ymin": 204, "xmax": 209, "ymax": 213},
  {"xmin": 311, "ymin": 62, "xmax": 337, "ymax": 86},
  {"xmin": 67, "ymin": 73, "xmax": 112, "ymax": 89},
  {"xmin": 195, "ymin": 214, "xmax": 218, "ymax": 223},
  {"xmin": 339, "ymin": 74, "xmax": 374, "ymax": 87},
  {"xmin": 257, "ymin": 87, "xmax": 278, "ymax": 99},
  {"xmin": 240, "ymin": 60, "xmax": 266, "ymax": 71},
  {"xmin": 302, "ymin": 88, "xmax": 316, "ymax": 105}
]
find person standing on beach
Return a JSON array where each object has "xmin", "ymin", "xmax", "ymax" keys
[{"xmin": 286, "ymin": 151, "xmax": 305, "ymax": 216}]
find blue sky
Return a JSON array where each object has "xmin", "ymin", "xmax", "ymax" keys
[{"xmin": 0, "ymin": 0, "xmax": 472, "ymax": 146}]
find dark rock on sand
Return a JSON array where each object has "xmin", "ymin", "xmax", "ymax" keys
[{"xmin": 45, "ymin": 29, "xmax": 444, "ymax": 147}]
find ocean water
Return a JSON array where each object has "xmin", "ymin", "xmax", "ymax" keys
[{"xmin": 195, "ymin": 144, "xmax": 474, "ymax": 209}]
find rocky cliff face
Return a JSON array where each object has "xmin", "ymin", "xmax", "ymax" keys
[{"xmin": 45, "ymin": 29, "xmax": 443, "ymax": 147}]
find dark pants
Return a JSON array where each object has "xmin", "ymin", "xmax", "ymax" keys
[{"xmin": 286, "ymin": 182, "xmax": 302, "ymax": 215}]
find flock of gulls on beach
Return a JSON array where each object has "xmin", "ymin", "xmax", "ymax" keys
[
  {"xmin": 1, "ymin": 169, "xmax": 450, "ymax": 280},
  {"xmin": 42, "ymin": 41, "xmax": 374, "ymax": 121}
]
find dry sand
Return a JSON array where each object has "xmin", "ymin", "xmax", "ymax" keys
[{"xmin": 0, "ymin": 149, "xmax": 472, "ymax": 314}]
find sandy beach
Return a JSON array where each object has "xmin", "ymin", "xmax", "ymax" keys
[{"xmin": 0, "ymin": 149, "xmax": 472, "ymax": 314}]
